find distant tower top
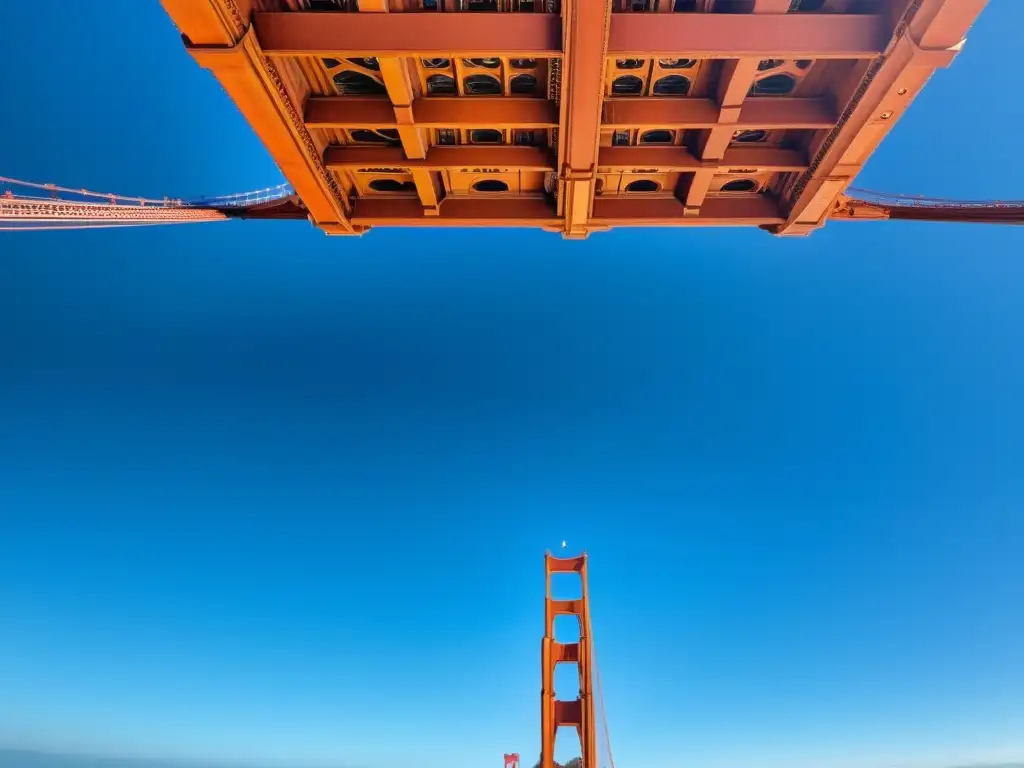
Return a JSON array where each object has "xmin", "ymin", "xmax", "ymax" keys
[{"xmin": 505, "ymin": 754, "xmax": 520, "ymax": 768}]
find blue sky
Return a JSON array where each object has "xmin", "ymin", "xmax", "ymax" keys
[{"xmin": 1, "ymin": 4, "xmax": 1023, "ymax": 768}]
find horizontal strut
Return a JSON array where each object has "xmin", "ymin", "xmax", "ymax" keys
[
  {"xmin": 254, "ymin": 12, "xmax": 563, "ymax": 57},
  {"xmin": 255, "ymin": 11, "xmax": 884, "ymax": 60},
  {"xmin": 306, "ymin": 97, "xmax": 561, "ymax": 130},
  {"xmin": 324, "ymin": 145, "xmax": 556, "ymax": 171},
  {"xmin": 608, "ymin": 13, "xmax": 886, "ymax": 58},
  {"xmin": 602, "ymin": 97, "xmax": 837, "ymax": 130}
]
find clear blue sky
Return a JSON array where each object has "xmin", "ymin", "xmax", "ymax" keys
[{"xmin": 1, "ymin": 4, "xmax": 1023, "ymax": 768}]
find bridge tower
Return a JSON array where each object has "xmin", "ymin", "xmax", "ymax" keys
[{"xmin": 541, "ymin": 552, "xmax": 596, "ymax": 768}]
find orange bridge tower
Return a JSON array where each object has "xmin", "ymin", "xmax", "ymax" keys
[{"xmin": 541, "ymin": 552, "xmax": 596, "ymax": 768}]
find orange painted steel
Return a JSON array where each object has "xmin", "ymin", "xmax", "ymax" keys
[
  {"xmin": 557, "ymin": 0, "xmax": 613, "ymax": 238},
  {"xmin": 601, "ymin": 98, "xmax": 837, "ymax": 131},
  {"xmin": 776, "ymin": 0, "xmax": 989, "ymax": 235},
  {"xmin": 254, "ymin": 12, "xmax": 563, "ymax": 58},
  {"xmin": 608, "ymin": 13, "xmax": 887, "ymax": 59},
  {"xmin": 159, "ymin": 0, "xmax": 989, "ymax": 239},
  {"xmin": 596, "ymin": 146, "xmax": 807, "ymax": 172},
  {"xmin": 323, "ymin": 145, "xmax": 556, "ymax": 171},
  {"xmin": 162, "ymin": 0, "xmax": 354, "ymax": 233},
  {"xmin": 305, "ymin": 98, "xmax": 562, "ymax": 130},
  {"xmin": 350, "ymin": 197, "xmax": 561, "ymax": 227},
  {"xmin": 541, "ymin": 552, "xmax": 597, "ymax": 768}
]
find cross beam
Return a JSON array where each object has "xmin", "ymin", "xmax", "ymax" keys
[
  {"xmin": 305, "ymin": 98, "xmax": 561, "ymax": 130},
  {"xmin": 591, "ymin": 195, "xmax": 784, "ymax": 227},
  {"xmin": 307, "ymin": 96, "xmax": 834, "ymax": 131},
  {"xmin": 608, "ymin": 13, "xmax": 887, "ymax": 58},
  {"xmin": 323, "ymin": 145, "xmax": 806, "ymax": 172},
  {"xmin": 255, "ymin": 11, "xmax": 885, "ymax": 60},
  {"xmin": 601, "ymin": 97, "xmax": 836, "ymax": 130},
  {"xmin": 324, "ymin": 145, "xmax": 556, "ymax": 171},
  {"xmin": 254, "ymin": 11, "xmax": 562, "ymax": 58},
  {"xmin": 598, "ymin": 146, "xmax": 807, "ymax": 172}
]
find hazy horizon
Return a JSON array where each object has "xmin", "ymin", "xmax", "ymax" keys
[{"xmin": 2, "ymin": 748, "xmax": 1023, "ymax": 768}]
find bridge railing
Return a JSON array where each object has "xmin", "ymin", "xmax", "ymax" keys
[
  {"xmin": 848, "ymin": 187, "xmax": 1024, "ymax": 210},
  {"xmin": 1, "ymin": 175, "xmax": 295, "ymax": 210}
]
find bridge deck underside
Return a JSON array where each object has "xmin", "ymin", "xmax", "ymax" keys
[{"xmin": 161, "ymin": 0, "xmax": 987, "ymax": 238}]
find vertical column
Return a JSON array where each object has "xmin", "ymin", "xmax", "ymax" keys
[
  {"xmin": 557, "ymin": 0, "xmax": 614, "ymax": 238},
  {"xmin": 358, "ymin": 0, "xmax": 443, "ymax": 215},
  {"xmin": 160, "ymin": 0, "xmax": 355, "ymax": 233},
  {"xmin": 541, "ymin": 552, "xmax": 596, "ymax": 768},
  {"xmin": 683, "ymin": 0, "xmax": 791, "ymax": 215}
]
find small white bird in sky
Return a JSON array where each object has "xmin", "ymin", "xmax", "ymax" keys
[{"xmin": 561, "ymin": 540, "xmax": 567, "ymax": 548}]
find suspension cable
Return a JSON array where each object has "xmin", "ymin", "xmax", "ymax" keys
[
  {"xmin": 592, "ymin": 641, "xmax": 617, "ymax": 768},
  {"xmin": 0, "ymin": 175, "xmax": 294, "ymax": 208}
]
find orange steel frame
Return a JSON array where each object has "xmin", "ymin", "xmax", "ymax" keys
[
  {"xmin": 160, "ymin": 0, "xmax": 986, "ymax": 239},
  {"xmin": 542, "ymin": 552, "xmax": 596, "ymax": 768}
]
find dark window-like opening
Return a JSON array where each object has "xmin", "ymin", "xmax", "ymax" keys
[
  {"xmin": 468, "ymin": 0, "xmax": 498, "ymax": 9},
  {"xmin": 470, "ymin": 129, "xmax": 504, "ymax": 144},
  {"xmin": 422, "ymin": 0, "xmax": 438, "ymax": 8},
  {"xmin": 368, "ymin": 179, "xmax": 417, "ymax": 193},
  {"xmin": 612, "ymin": 130, "xmax": 631, "ymax": 146},
  {"xmin": 426, "ymin": 74, "xmax": 457, "ymax": 95},
  {"xmin": 436, "ymin": 128, "xmax": 457, "ymax": 145},
  {"xmin": 347, "ymin": 57, "xmax": 380, "ymax": 71},
  {"xmin": 795, "ymin": 59, "xmax": 813, "ymax": 69},
  {"xmin": 334, "ymin": 71, "xmax": 386, "ymax": 96},
  {"xmin": 631, "ymin": 0, "xmax": 650, "ymax": 10},
  {"xmin": 513, "ymin": 130, "xmax": 539, "ymax": 146},
  {"xmin": 652, "ymin": 75, "xmax": 690, "ymax": 96},
  {"xmin": 615, "ymin": 59, "xmax": 645, "ymax": 70},
  {"xmin": 510, "ymin": 59, "xmax": 538, "ymax": 69},
  {"xmin": 714, "ymin": 0, "xmax": 754, "ymax": 11},
  {"xmin": 789, "ymin": 0, "xmax": 825, "ymax": 11},
  {"xmin": 350, "ymin": 129, "xmax": 400, "ymax": 145},
  {"xmin": 510, "ymin": 74, "xmax": 539, "ymax": 94},
  {"xmin": 465, "ymin": 58, "xmax": 501, "ymax": 69},
  {"xmin": 464, "ymin": 75, "xmax": 503, "ymax": 95},
  {"xmin": 721, "ymin": 179, "xmax": 758, "ymax": 192},
  {"xmin": 640, "ymin": 129, "xmax": 674, "ymax": 144},
  {"xmin": 673, "ymin": 0, "xmax": 698, "ymax": 9},
  {"xmin": 322, "ymin": 57, "xmax": 341, "ymax": 68},
  {"xmin": 733, "ymin": 130, "xmax": 768, "ymax": 143},
  {"xmin": 658, "ymin": 58, "xmax": 696, "ymax": 69},
  {"xmin": 625, "ymin": 180, "xmax": 660, "ymax": 192},
  {"xmin": 422, "ymin": 58, "xmax": 451, "ymax": 69},
  {"xmin": 750, "ymin": 73, "xmax": 796, "ymax": 95},
  {"xmin": 758, "ymin": 59, "xmax": 784, "ymax": 71},
  {"xmin": 473, "ymin": 180, "xmax": 510, "ymax": 192},
  {"xmin": 612, "ymin": 75, "xmax": 643, "ymax": 95}
]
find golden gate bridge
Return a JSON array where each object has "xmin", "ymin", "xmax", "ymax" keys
[{"xmin": 3, "ymin": 174, "xmax": 1023, "ymax": 232}]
